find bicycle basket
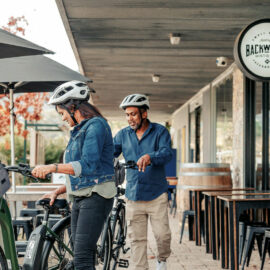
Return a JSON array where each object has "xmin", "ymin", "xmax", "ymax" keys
[
  {"xmin": 0, "ymin": 164, "xmax": 11, "ymax": 197},
  {"xmin": 114, "ymin": 159, "xmax": 125, "ymax": 186}
]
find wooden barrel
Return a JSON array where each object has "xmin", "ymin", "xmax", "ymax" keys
[{"xmin": 177, "ymin": 163, "xmax": 232, "ymax": 216}]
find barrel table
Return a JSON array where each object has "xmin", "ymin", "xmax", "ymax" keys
[{"xmin": 177, "ymin": 163, "xmax": 232, "ymax": 245}]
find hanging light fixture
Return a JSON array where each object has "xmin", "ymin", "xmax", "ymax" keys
[
  {"xmin": 152, "ymin": 74, "xmax": 160, "ymax": 83},
  {"xmin": 169, "ymin": 33, "xmax": 181, "ymax": 45}
]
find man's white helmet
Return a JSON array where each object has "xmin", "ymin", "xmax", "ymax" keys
[
  {"xmin": 48, "ymin": 81, "xmax": 90, "ymax": 105},
  {"xmin": 119, "ymin": 94, "xmax": 150, "ymax": 109}
]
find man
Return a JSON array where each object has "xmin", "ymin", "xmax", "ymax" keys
[{"xmin": 114, "ymin": 94, "xmax": 172, "ymax": 270}]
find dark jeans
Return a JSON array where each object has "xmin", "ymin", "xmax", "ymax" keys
[{"xmin": 71, "ymin": 193, "xmax": 113, "ymax": 270}]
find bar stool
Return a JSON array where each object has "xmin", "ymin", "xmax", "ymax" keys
[
  {"xmin": 12, "ymin": 217, "xmax": 33, "ymax": 240},
  {"xmin": 179, "ymin": 210, "xmax": 195, "ymax": 243},
  {"xmin": 15, "ymin": 241, "xmax": 28, "ymax": 257},
  {"xmin": 35, "ymin": 213, "xmax": 62, "ymax": 227},
  {"xmin": 241, "ymin": 225, "xmax": 269, "ymax": 270},
  {"xmin": 20, "ymin": 208, "xmax": 44, "ymax": 218},
  {"xmin": 239, "ymin": 220, "xmax": 266, "ymax": 265},
  {"xmin": 179, "ymin": 210, "xmax": 204, "ymax": 243},
  {"xmin": 168, "ymin": 185, "xmax": 177, "ymax": 217},
  {"xmin": 48, "ymin": 218, "xmax": 62, "ymax": 228},
  {"xmin": 260, "ymin": 230, "xmax": 270, "ymax": 270}
]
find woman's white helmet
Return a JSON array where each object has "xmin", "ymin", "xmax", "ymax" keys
[
  {"xmin": 48, "ymin": 81, "xmax": 90, "ymax": 105},
  {"xmin": 119, "ymin": 94, "xmax": 150, "ymax": 109}
]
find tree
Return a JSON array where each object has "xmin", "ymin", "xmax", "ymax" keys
[
  {"xmin": 0, "ymin": 135, "xmax": 29, "ymax": 165},
  {"xmin": 0, "ymin": 16, "xmax": 49, "ymax": 138}
]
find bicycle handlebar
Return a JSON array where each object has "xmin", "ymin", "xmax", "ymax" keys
[
  {"xmin": 121, "ymin": 160, "xmax": 137, "ymax": 169},
  {"xmin": 121, "ymin": 160, "xmax": 150, "ymax": 170},
  {"xmin": 2, "ymin": 162, "xmax": 51, "ymax": 182}
]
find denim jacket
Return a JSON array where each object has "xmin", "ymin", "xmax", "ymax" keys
[
  {"xmin": 114, "ymin": 121, "xmax": 172, "ymax": 201},
  {"xmin": 65, "ymin": 117, "xmax": 115, "ymax": 191}
]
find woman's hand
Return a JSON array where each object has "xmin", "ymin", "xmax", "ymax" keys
[
  {"xmin": 32, "ymin": 164, "xmax": 56, "ymax": 179},
  {"xmin": 41, "ymin": 191, "xmax": 58, "ymax": 206}
]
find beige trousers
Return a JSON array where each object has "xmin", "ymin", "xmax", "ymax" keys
[{"xmin": 126, "ymin": 192, "xmax": 171, "ymax": 270}]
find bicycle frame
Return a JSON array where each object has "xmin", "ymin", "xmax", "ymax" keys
[
  {"xmin": 0, "ymin": 197, "xmax": 20, "ymax": 270},
  {"xmin": 0, "ymin": 195, "xmax": 73, "ymax": 270}
]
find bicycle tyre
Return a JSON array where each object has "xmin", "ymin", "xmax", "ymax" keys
[
  {"xmin": 110, "ymin": 207, "xmax": 127, "ymax": 270},
  {"xmin": 96, "ymin": 224, "xmax": 112, "ymax": 270},
  {"xmin": 41, "ymin": 215, "xmax": 73, "ymax": 270},
  {"xmin": 0, "ymin": 246, "xmax": 8, "ymax": 270},
  {"xmin": 41, "ymin": 215, "xmax": 112, "ymax": 270}
]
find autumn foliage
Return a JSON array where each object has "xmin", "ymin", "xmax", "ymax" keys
[
  {"xmin": 0, "ymin": 16, "xmax": 48, "ymax": 138},
  {"xmin": 0, "ymin": 93, "xmax": 48, "ymax": 137},
  {"xmin": 2, "ymin": 16, "xmax": 28, "ymax": 36}
]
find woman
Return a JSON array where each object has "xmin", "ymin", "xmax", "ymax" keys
[{"xmin": 32, "ymin": 80, "xmax": 117, "ymax": 270}]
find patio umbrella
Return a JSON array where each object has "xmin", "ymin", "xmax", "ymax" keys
[
  {"xmin": 0, "ymin": 28, "xmax": 53, "ymax": 58},
  {"xmin": 0, "ymin": 28, "xmax": 53, "ymax": 195},
  {"xmin": 0, "ymin": 55, "xmax": 92, "ymax": 192}
]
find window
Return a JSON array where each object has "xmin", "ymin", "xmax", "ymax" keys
[{"xmin": 215, "ymin": 77, "xmax": 233, "ymax": 163}]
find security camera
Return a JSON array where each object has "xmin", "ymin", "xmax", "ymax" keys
[{"xmin": 216, "ymin": 57, "xmax": 228, "ymax": 67}]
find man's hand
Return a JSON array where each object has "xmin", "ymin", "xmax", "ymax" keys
[{"xmin": 137, "ymin": 154, "xmax": 151, "ymax": 172}]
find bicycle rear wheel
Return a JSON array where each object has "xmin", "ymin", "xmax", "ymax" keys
[
  {"xmin": 110, "ymin": 207, "xmax": 127, "ymax": 270},
  {"xmin": 41, "ymin": 216, "xmax": 73, "ymax": 270},
  {"xmin": 0, "ymin": 246, "xmax": 8, "ymax": 270}
]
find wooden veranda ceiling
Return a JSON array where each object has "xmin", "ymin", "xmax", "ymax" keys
[{"xmin": 56, "ymin": 0, "xmax": 270, "ymax": 121}]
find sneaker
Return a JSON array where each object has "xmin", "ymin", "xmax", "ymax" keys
[{"xmin": 156, "ymin": 260, "xmax": 167, "ymax": 270}]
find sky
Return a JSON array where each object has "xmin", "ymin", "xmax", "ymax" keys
[{"xmin": 0, "ymin": 0, "xmax": 78, "ymax": 71}]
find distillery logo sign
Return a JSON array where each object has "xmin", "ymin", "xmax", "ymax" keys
[{"xmin": 234, "ymin": 18, "xmax": 270, "ymax": 81}]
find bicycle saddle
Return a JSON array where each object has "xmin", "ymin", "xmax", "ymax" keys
[{"xmin": 36, "ymin": 198, "xmax": 68, "ymax": 209}]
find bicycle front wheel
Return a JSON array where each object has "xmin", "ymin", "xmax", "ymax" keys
[
  {"xmin": 41, "ymin": 216, "xmax": 73, "ymax": 270},
  {"xmin": 0, "ymin": 246, "xmax": 8, "ymax": 270},
  {"xmin": 96, "ymin": 224, "xmax": 112, "ymax": 270},
  {"xmin": 110, "ymin": 207, "xmax": 127, "ymax": 270}
]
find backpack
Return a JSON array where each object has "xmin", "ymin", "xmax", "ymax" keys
[
  {"xmin": 0, "ymin": 163, "xmax": 11, "ymax": 197},
  {"xmin": 114, "ymin": 159, "xmax": 125, "ymax": 187}
]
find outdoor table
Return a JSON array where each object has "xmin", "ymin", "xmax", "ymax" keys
[
  {"xmin": 180, "ymin": 185, "xmax": 233, "ymax": 246},
  {"xmin": 218, "ymin": 194, "xmax": 270, "ymax": 270},
  {"xmin": 202, "ymin": 188, "xmax": 255, "ymax": 260}
]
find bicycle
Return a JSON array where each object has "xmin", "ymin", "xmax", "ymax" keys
[
  {"xmin": 0, "ymin": 162, "xmax": 112, "ymax": 270},
  {"xmin": 107, "ymin": 160, "xmax": 140, "ymax": 270},
  {"xmin": 107, "ymin": 187, "xmax": 128, "ymax": 270}
]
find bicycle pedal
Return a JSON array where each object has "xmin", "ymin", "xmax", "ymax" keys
[
  {"xmin": 123, "ymin": 247, "xmax": 130, "ymax": 254},
  {"xmin": 118, "ymin": 259, "xmax": 129, "ymax": 268}
]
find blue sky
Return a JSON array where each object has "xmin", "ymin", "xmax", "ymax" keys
[{"xmin": 0, "ymin": 0, "xmax": 78, "ymax": 71}]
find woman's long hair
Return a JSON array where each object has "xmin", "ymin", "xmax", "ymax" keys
[{"xmin": 57, "ymin": 100, "xmax": 106, "ymax": 120}]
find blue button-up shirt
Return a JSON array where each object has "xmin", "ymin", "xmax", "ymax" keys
[{"xmin": 114, "ymin": 121, "xmax": 173, "ymax": 201}]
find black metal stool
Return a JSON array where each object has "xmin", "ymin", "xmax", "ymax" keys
[
  {"xmin": 241, "ymin": 225, "xmax": 269, "ymax": 270},
  {"xmin": 48, "ymin": 218, "xmax": 62, "ymax": 228},
  {"xmin": 20, "ymin": 208, "xmax": 43, "ymax": 218},
  {"xmin": 179, "ymin": 209, "xmax": 205, "ymax": 244},
  {"xmin": 179, "ymin": 210, "xmax": 195, "ymax": 243},
  {"xmin": 168, "ymin": 185, "xmax": 177, "ymax": 217},
  {"xmin": 15, "ymin": 241, "xmax": 28, "ymax": 257},
  {"xmin": 239, "ymin": 221, "xmax": 266, "ymax": 265},
  {"xmin": 260, "ymin": 230, "xmax": 270, "ymax": 270},
  {"xmin": 12, "ymin": 217, "xmax": 33, "ymax": 240},
  {"xmin": 35, "ymin": 213, "xmax": 62, "ymax": 227}
]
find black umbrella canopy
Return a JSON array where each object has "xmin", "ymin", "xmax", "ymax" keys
[
  {"xmin": 0, "ymin": 28, "xmax": 53, "ymax": 58},
  {"xmin": 0, "ymin": 55, "xmax": 92, "ymax": 93}
]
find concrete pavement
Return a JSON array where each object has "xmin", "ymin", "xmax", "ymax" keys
[{"xmin": 124, "ymin": 210, "xmax": 270, "ymax": 270}]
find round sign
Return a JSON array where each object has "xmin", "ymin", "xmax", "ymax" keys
[{"xmin": 234, "ymin": 18, "xmax": 270, "ymax": 81}]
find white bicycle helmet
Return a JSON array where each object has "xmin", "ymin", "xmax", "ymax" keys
[
  {"xmin": 48, "ymin": 80, "xmax": 90, "ymax": 105},
  {"xmin": 119, "ymin": 94, "xmax": 150, "ymax": 109}
]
